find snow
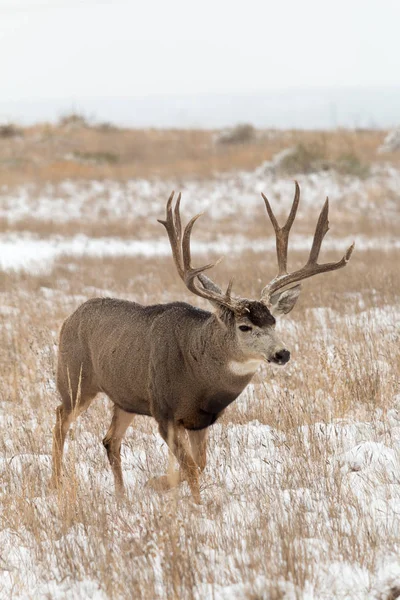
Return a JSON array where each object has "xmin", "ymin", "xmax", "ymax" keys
[
  {"xmin": 1, "ymin": 164, "xmax": 399, "ymax": 225},
  {"xmin": 1, "ymin": 163, "xmax": 399, "ymax": 274},
  {"xmin": 338, "ymin": 442, "xmax": 399, "ymax": 476},
  {"xmin": 2, "ymin": 408, "xmax": 399, "ymax": 598},
  {"xmin": 1, "ymin": 163, "xmax": 400, "ymax": 599},
  {"xmin": 1, "ymin": 232, "xmax": 399, "ymax": 274}
]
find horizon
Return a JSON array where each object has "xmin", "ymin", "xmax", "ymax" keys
[{"xmin": 2, "ymin": 86, "xmax": 400, "ymax": 130}]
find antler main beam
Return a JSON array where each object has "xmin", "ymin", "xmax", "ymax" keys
[
  {"xmin": 261, "ymin": 182, "xmax": 354, "ymax": 305},
  {"xmin": 158, "ymin": 192, "xmax": 237, "ymax": 310}
]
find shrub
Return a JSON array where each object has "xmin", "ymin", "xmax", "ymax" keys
[
  {"xmin": 58, "ymin": 112, "xmax": 90, "ymax": 129},
  {"xmin": 0, "ymin": 123, "xmax": 22, "ymax": 138},
  {"xmin": 276, "ymin": 143, "xmax": 329, "ymax": 174},
  {"xmin": 96, "ymin": 122, "xmax": 121, "ymax": 133},
  {"xmin": 273, "ymin": 144, "xmax": 369, "ymax": 179},
  {"xmin": 216, "ymin": 123, "xmax": 256, "ymax": 145}
]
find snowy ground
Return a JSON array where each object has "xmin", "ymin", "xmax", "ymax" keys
[{"xmin": 0, "ymin": 164, "xmax": 399, "ymax": 599}]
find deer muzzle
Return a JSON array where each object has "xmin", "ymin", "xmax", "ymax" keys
[{"xmin": 269, "ymin": 348, "xmax": 291, "ymax": 365}]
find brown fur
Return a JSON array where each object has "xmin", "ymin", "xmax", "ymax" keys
[{"xmin": 51, "ymin": 298, "xmax": 280, "ymax": 502}]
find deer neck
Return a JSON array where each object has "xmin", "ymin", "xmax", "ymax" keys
[{"xmin": 191, "ymin": 314, "xmax": 262, "ymax": 381}]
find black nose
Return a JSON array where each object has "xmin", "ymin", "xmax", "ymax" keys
[{"xmin": 273, "ymin": 349, "xmax": 290, "ymax": 364}]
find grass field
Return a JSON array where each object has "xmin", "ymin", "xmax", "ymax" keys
[
  {"xmin": 0, "ymin": 125, "xmax": 399, "ymax": 599},
  {"xmin": 1, "ymin": 122, "xmax": 399, "ymax": 185}
]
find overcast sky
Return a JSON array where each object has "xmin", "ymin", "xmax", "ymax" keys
[{"xmin": 1, "ymin": 0, "xmax": 399, "ymax": 127}]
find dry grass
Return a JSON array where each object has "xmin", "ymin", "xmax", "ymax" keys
[
  {"xmin": 1, "ymin": 212, "xmax": 400, "ymax": 598},
  {"xmin": 0, "ymin": 133, "xmax": 399, "ymax": 598},
  {"xmin": 0, "ymin": 124, "xmax": 398, "ymax": 186}
]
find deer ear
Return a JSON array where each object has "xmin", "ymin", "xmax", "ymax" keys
[
  {"xmin": 197, "ymin": 273, "xmax": 222, "ymax": 294},
  {"xmin": 268, "ymin": 284, "xmax": 301, "ymax": 316},
  {"xmin": 197, "ymin": 274, "xmax": 223, "ymax": 310}
]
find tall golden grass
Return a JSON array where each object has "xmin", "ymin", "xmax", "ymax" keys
[
  {"xmin": 0, "ymin": 129, "xmax": 399, "ymax": 598},
  {"xmin": 1, "ymin": 240, "xmax": 399, "ymax": 598}
]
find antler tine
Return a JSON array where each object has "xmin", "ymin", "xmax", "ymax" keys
[
  {"xmin": 182, "ymin": 213, "xmax": 205, "ymax": 273},
  {"xmin": 261, "ymin": 181, "xmax": 300, "ymax": 275},
  {"xmin": 174, "ymin": 191, "xmax": 182, "ymax": 244},
  {"xmin": 225, "ymin": 278, "xmax": 234, "ymax": 299},
  {"xmin": 285, "ymin": 180, "xmax": 301, "ymax": 231},
  {"xmin": 160, "ymin": 190, "xmax": 176, "ymax": 228},
  {"xmin": 307, "ymin": 197, "xmax": 329, "ymax": 266},
  {"xmin": 260, "ymin": 183, "xmax": 354, "ymax": 305},
  {"xmin": 157, "ymin": 191, "xmax": 184, "ymax": 279}
]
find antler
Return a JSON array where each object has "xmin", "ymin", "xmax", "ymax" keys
[
  {"xmin": 260, "ymin": 182, "xmax": 354, "ymax": 305},
  {"xmin": 158, "ymin": 192, "xmax": 238, "ymax": 310}
]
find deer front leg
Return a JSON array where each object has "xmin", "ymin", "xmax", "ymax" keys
[
  {"xmin": 103, "ymin": 405, "xmax": 134, "ymax": 496},
  {"xmin": 157, "ymin": 421, "xmax": 201, "ymax": 504}
]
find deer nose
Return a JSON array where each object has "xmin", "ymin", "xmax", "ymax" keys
[{"xmin": 273, "ymin": 349, "xmax": 290, "ymax": 364}]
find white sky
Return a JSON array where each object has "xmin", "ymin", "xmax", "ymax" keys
[{"xmin": 0, "ymin": 0, "xmax": 399, "ymax": 127}]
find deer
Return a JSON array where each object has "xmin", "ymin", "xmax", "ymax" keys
[{"xmin": 51, "ymin": 183, "xmax": 354, "ymax": 503}]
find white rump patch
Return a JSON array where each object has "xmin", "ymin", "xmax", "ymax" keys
[{"xmin": 228, "ymin": 359, "xmax": 263, "ymax": 376}]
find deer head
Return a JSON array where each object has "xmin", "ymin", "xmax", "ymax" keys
[{"xmin": 158, "ymin": 184, "xmax": 354, "ymax": 367}]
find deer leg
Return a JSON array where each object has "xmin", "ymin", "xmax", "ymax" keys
[
  {"xmin": 50, "ymin": 404, "xmax": 74, "ymax": 489},
  {"xmin": 157, "ymin": 421, "xmax": 201, "ymax": 504},
  {"xmin": 187, "ymin": 428, "xmax": 208, "ymax": 472},
  {"xmin": 51, "ymin": 389, "xmax": 96, "ymax": 489},
  {"xmin": 103, "ymin": 405, "xmax": 134, "ymax": 495}
]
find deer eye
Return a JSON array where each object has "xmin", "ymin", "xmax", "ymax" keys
[{"xmin": 239, "ymin": 325, "xmax": 252, "ymax": 332}]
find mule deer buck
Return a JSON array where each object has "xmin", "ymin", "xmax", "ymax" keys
[{"xmin": 51, "ymin": 183, "xmax": 354, "ymax": 503}]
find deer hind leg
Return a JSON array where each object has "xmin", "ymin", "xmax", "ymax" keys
[
  {"xmin": 50, "ymin": 392, "xmax": 95, "ymax": 488},
  {"xmin": 51, "ymin": 364, "xmax": 96, "ymax": 489},
  {"xmin": 51, "ymin": 404, "xmax": 74, "ymax": 489},
  {"xmin": 157, "ymin": 421, "xmax": 201, "ymax": 504},
  {"xmin": 187, "ymin": 428, "xmax": 208, "ymax": 472},
  {"xmin": 103, "ymin": 405, "xmax": 134, "ymax": 495}
]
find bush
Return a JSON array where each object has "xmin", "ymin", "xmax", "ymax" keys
[
  {"xmin": 58, "ymin": 112, "xmax": 90, "ymax": 129},
  {"xmin": 216, "ymin": 123, "xmax": 256, "ymax": 145},
  {"xmin": 276, "ymin": 143, "xmax": 329, "ymax": 174},
  {"xmin": 0, "ymin": 123, "xmax": 22, "ymax": 138},
  {"xmin": 272, "ymin": 144, "xmax": 369, "ymax": 179},
  {"xmin": 96, "ymin": 122, "xmax": 121, "ymax": 133}
]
